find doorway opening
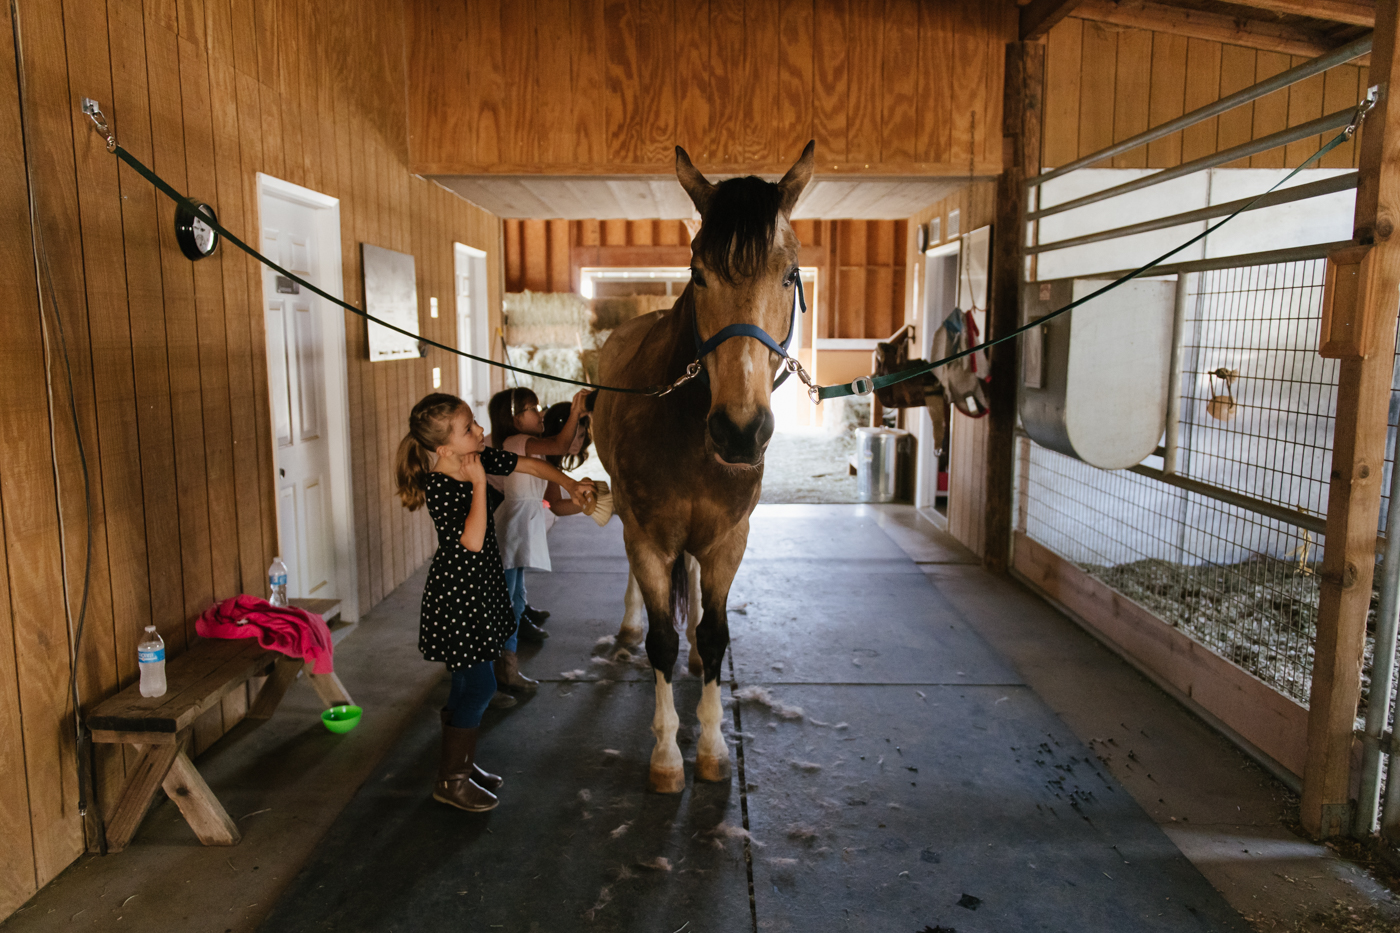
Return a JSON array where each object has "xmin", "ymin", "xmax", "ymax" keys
[
  {"xmin": 257, "ymin": 174, "xmax": 358, "ymax": 621},
  {"xmin": 455, "ymin": 243, "xmax": 491, "ymax": 414}
]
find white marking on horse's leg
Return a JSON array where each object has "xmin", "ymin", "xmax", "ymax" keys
[
  {"xmin": 685, "ymin": 553, "xmax": 703, "ymax": 676},
  {"xmin": 649, "ymin": 671, "xmax": 685, "ymax": 794},
  {"xmin": 619, "ymin": 572, "xmax": 644, "ymax": 646},
  {"xmin": 695, "ymin": 679, "xmax": 731, "ymax": 782}
]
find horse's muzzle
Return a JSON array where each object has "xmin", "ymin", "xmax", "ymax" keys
[{"xmin": 707, "ymin": 407, "xmax": 774, "ymax": 465}]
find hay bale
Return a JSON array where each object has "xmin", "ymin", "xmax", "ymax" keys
[{"xmin": 503, "ymin": 291, "xmax": 593, "ymax": 348}]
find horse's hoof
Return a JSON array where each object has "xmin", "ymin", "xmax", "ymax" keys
[
  {"xmin": 695, "ymin": 754, "xmax": 731, "ymax": 783},
  {"xmin": 687, "ymin": 650, "xmax": 703, "ymax": 677},
  {"xmin": 648, "ymin": 766, "xmax": 686, "ymax": 794},
  {"xmin": 616, "ymin": 628, "xmax": 644, "ymax": 648}
]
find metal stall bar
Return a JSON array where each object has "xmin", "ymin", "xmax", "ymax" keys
[
  {"xmin": 1078, "ymin": 240, "xmax": 1352, "ymax": 282},
  {"xmin": 1029, "ymin": 110, "xmax": 1356, "ymax": 223},
  {"xmin": 1028, "ymin": 173, "xmax": 1360, "ymax": 256},
  {"xmin": 1162, "ymin": 273, "xmax": 1189, "ymax": 475},
  {"xmin": 1360, "ymin": 422, "xmax": 1400, "ymax": 837},
  {"xmin": 1027, "ymin": 34, "xmax": 1373, "ymax": 190}
]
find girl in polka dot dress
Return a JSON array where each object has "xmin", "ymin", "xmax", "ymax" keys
[{"xmin": 396, "ymin": 393, "xmax": 594, "ymax": 812}]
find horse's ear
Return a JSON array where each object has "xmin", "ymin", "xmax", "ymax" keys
[
  {"xmin": 777, "ymin": 140, "xmax": 815, "ymax": 216},
  {"xmin": 675, "ymin": 146, "xmax": 715, "ymax": 214}
]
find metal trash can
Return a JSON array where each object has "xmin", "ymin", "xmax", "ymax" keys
[{"xmin": 855, "ymin": 427, "xmax": 908, "ymax": 503}]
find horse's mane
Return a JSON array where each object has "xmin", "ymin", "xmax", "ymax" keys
[{"xmin": 691, "ymin": 175, "xmax": 785, "ymax": 285}]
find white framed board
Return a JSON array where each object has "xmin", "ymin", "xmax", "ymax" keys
[{"xmin": 362, "ymin": 243, "xmax": 421, "ymax": 362}]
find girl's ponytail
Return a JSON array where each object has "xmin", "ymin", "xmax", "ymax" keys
[
  {"xmin": 395, "ymin": 433, "xmax": 433, "ymax": 510},
  {"xmin": 395, "ymin": 392, "xmax": 468, "ymax": 511}
]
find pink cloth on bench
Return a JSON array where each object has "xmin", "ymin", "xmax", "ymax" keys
[{"xmin": 196, "ymin": 595, "xmax": 335, "ymax": 674}]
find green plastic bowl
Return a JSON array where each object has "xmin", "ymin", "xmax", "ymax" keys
[{"xmin": 321, "ymin": 705, "xmax": 363, "ymax": 734}]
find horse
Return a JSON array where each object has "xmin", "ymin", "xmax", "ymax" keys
[{"xmin": 592, "ymin": 142, "xmax": 814, "ymax": 793}]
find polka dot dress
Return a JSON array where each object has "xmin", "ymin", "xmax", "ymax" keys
[{"xmin": 418, "ymin": 447, "xmax": 519, "ymax": 670}]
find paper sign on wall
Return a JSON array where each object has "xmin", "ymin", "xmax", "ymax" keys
[{"xmin": 363, "ymin": 243, "xmax": 422, "ymax": 362}]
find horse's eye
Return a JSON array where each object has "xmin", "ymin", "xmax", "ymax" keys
[
  {"xmin": 691, "ymin": 267, "xmax": 707, "ymax": 288},
  {"xmin": 783, "ymin": 269, "xmax": 798, "ymax": 288}
]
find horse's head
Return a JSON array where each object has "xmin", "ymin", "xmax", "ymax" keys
[{"xmin": 677, "ymin": 141, "xmax": 814, "ymax": 467}]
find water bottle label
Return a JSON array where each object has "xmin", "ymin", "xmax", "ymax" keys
[
  {"xmin": 270, "ymin": 574, "xmax": 287, "ymax": 586},
  {"xmin": 138, "ymin": 647, "xmax": 165, "ymax": 664}
]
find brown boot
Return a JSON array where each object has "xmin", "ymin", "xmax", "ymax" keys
[
  {"xmin": 488, "ymin": 690, "xmax": 517, "ymax": 709},
  {"xmin": 495, "ymin": 651, "xmax": 539, "ymax": 693},
  {"xmin": 433, "ymin": 725, "xmax": 498, "ymax": 812},
  {"xmin": 439, "ymin": 710, "xmax": 503, "ymax": 791}
]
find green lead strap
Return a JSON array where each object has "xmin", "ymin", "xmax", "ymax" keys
[{"xmin": 816, "ymin": 126, "xmax": 1357, "ymax": 402}]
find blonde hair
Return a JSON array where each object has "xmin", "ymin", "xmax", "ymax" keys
[{"xmin": 395, "ymin": 393, "xmax": 467, "ymax": 511}]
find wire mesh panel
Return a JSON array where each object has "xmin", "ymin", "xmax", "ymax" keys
[{"xmin": 1018, "ymin": 258, "xmax": 1385, "ymax": 718}]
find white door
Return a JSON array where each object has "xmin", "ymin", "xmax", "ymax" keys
[
  {"xmin": 915, "ymin": 245, "xmax": 960, "ymax": 509},
  {"xmin": 262, "ymin": 198, "xmax": 336, "ymax": 600},
  {"xmin": 454, "ymin": 243, "xmax": 491, "ymax": 414}
]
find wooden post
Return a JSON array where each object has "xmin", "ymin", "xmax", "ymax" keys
[
  {"xmin": 1301, "ymin": 0, "xmax": 1400, "ymax": 837},
  {"xmin": 984, "ymin": 42, "xmax": 1045, "ymax": 573}
]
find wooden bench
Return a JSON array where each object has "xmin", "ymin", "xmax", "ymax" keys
[{"xmin": 87, "ymin": 598, "xmax": 353, "ymax": 852}]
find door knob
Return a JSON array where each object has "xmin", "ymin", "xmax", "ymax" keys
[{"xmin": 279, "ymin": 468, "xmax": 286, "ymax": 477}]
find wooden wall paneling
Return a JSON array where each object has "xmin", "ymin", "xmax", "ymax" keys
[
  {"xmin": 468, "ymin": 0, "xmax": 505, "ymax": 164},
  {"xmin": 572, "ymin": 0, "xmax": 606, "ymax": 164},
  {"xmin": 375, "ymin": 142, "xmax": 402, "ymax": 595},
  {"xmin": 273, "ymin": 0, "xmax": 303, "ymax": 189},
  {"xmin": 881, "ymin": 0, "xmax": 918, "ymax": 164},
  {"xmin": 916, "ymin": 0, "xmax": 954, "ymax": 165},
  {"xmin": 1041, "ymin": 17, "xmax": 1081, "ymax": 168},
  {"xmin": 776, "ymin": 0, "xmax": 814, "ymax": 161},
  {"xmin": 549, "ymin": 219, "xmax": 571, "ymax": 291},
  {"xmin": 64, "ymin": 0, "xmax": 150, "ymax": 824},
  {"xmin": 233, "ymin": 68, "xmax": 279, "ymax": 606},
  {"xmin": 348, "ymin": 109, "xmax": 382, "ymax": 609},
  {"xmin": 1180, "ymin": 38, "xmax": 1223, "ymax": 163},
  {"xmin": 536, "ymin": 0, "xmax": 574, "ymax": 164},
  {"xmin": 743, "ymin": 0, "xmax": 779, "ymax": 164},
  {"xmin": 950, "ymin": 0, "xmax": 989, "ymax": 170},
  {"xmin": 179, "ymin": 35, "xmax": 240, "ymax": 607},
  {"xmin": 253, "ymin": 0, "xmax": 276, "ymax": 86},
  {"xmin": 605, "ymin": 0, "xmax": 641, "ymax": 165},
  {"xmin": 148, "ymin": 21, "xmax": 215, "ymax": 643},
  {"xmin": 1249, "ymin": 51, "xmax": 1292, "ymax": 168},
  {"xmin": 206, "ymin": 0, "xmax": 260, "ymax": 600},
  {"xmin": 1111, "ymin": 28, "xmax": 1153, "ymax": 169},
  {"xmin": 1321, "ymin": 64, "xmax": 1361, "ymax": 169},
  {"xmin": 501, "ymin": 0, "xmax": 538, "ymax": 166},
  {"xmin": 709, "ymin": 0, "xmax": 743, "ymax": 164},
  {"xmin": 523, "ymin": 220, "xmax": 549, "ymax": 291},
  {"xmin": 1283, "ymin": 55, "xmax": 1326, "ymax": 167},
  {"xmin": 1077, "ymin": 21, "xmax": 1116, "ymax": 161},
  {"xmin": 1146, "ymin": 32, "xmax": 1188, "ymax": 168},
  {"xmin": 673, "ymin": 0, "xmax": 710, "ymax": 158},
  {"xmin": 813, "ymin": 0, "xmax": 849, "ymax": 164},
  {"xmin": 293, "ymin": 0, "xmax": 320, "ymax": 191},
  {"xmin": 110, "ymin": 0, "xmax": 187, "ymax": 659},
  {"xmin": 981, "ymin": 0, "xmax": 1013, "ymax": 166},
  {"xmin": 3, "ymin": 0, "xmax": 85, "ymax": 879},
  {"xmin": 845, "ymin": 0, "xmax": 882, "ymax": 165},
  {"xmin": 637, "ymin": 0, "xmax": 676, "ymax": 164},
  {"xmin": 1217, "ymin": 45, "xmax": 1257, "ymax": 168},
  {"xmin": 407, "ymin": 0, "xmax": 464, "ymax": 170},
  {"xmin": 229, "ymin": 0, "xmax": 256, "ymax": 78},
  {"xmin": 0, "ymin": 493, "xmax": 34, "ymax": 916}
]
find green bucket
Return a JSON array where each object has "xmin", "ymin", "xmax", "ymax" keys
[{"xmin": 321, "ymin": 704, "xmax": 363, "ymax": 734}]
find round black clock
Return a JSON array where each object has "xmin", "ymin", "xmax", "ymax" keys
[{"xmin": 175, "ymin": 200, "xmax": 219, "ymax": 261}]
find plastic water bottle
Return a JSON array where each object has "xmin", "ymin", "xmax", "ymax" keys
[
  {"xmin": 268, "ymin": 556, "xmax": 289, "ymax": 607},
  {"xmin": 137, "ymin": 626, "xmax": 167, "ymax": 698}
]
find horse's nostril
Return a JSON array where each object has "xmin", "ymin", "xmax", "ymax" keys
[{"xmin": 707, "ymin": 408, "xmax": 774, "ymax": 463}]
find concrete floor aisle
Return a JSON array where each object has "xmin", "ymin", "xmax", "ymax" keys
[{"xmin": 256, "ymin": 507, "xmax": 1252, "ymax": 933}]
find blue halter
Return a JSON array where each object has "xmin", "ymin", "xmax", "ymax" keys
[{"xmin": 691, "ymin": 275, "xmax": 807, "ymax": 391}]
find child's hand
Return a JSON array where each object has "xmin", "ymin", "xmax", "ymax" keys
[
  {"xmin": 571, "ymin": 478, "xmax": 597, "ymax": 509},
  {"xmin": 570, "ymin": 389, "xmax": 590, "ymax": 418},
  {"xmin": 462, "ymin": 452, "xmax": 487, "ymax": 486}
]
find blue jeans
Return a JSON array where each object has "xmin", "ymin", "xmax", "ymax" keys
[
  {"xmin": 502, "ymin": 568, "xmax": 527, "ymax": 653},
  {"xmin": 446, "ymin": 661, "xmax": 496, "ymax": 728}
]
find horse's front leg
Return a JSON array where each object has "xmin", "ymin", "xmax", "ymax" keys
[
  {"xmin": 628, "ymin": 543, "xmax": 685, "ymax": 793},
  {"xmin": 684, "ymin": 552, "xmax": 703, "ymax": 676},
  {"xmin": 694, "ymin": 523, "xmax": 747, "ymax": 783}
]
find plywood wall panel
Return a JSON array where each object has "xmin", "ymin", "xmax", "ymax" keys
[
  {"xmin": 1043, "ymin": 21, "xmax": 1368, "ymax": 171},
  {"xmin": 409, "ymin": 0, "xmax": 1010, "ymax": 175}
]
